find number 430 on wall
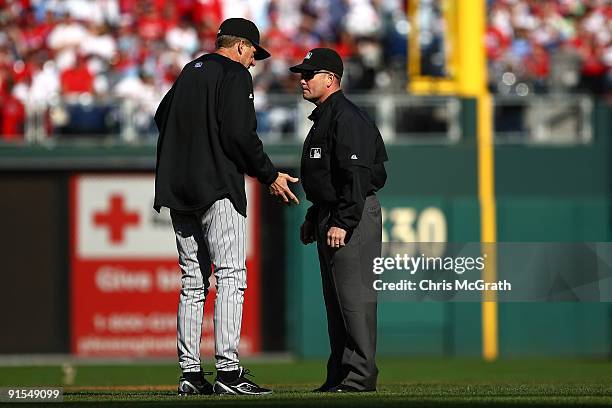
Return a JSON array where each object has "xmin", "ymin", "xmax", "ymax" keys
[{"xmin": 381, "ymin": 207, "xmax": 447, "ymax": 251}]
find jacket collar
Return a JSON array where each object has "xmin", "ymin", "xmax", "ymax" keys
[{"xmin": 308, "ymin": 90, "xmax": 343, "ymax": 122}]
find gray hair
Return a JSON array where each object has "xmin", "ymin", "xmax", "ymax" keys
[{"xmin": 216, "ymin": 35, "xmax": 251, "ymax": 50}]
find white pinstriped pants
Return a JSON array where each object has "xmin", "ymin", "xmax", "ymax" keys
[{"xmin": 170, "ymin": 198, "xmax": 247, "ymax": 373}]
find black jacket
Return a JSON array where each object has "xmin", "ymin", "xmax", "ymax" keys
[
  {"xmin": 301, "ymin": 90, "xmax": 388, "ymax": 231},
  {"xmin": 154, "ymin": 53, "xmax": 277, "ymax": 216}
]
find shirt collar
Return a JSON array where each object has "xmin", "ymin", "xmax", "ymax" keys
[{"xmin": 308, "ymin": 90, "xmax": 343, "ymax": 122}]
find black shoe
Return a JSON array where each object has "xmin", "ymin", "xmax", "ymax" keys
[
  {"xmin": 213, "ymin": 367, "xmax": 273, "ymax": 395},
  {"xmin": 178, "ymin": 371, "xmax": 214, "ymax": 395},
  {"xmin": 327, "ymin": 384, "xmax": 375, "ymax": 393},
  {"xmin": 312, "ymin": 383, "xmax": 337, "ymax": 392}
]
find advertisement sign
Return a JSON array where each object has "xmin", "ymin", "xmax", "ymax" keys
[{"xmin": 70, "ymin": 174, "xmax": 261, "ymax": 357}]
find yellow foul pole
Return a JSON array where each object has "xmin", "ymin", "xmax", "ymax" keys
[{"xmin": 456, "ymin": 0, "xmax": 498, "ymax": 361}]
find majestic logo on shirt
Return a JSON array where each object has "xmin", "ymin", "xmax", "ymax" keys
[
  {"xmin": 310, "ymin": 148, "xmax": 321, "ymax": 159},
  {"xmin": 305, "ymin": 52, "xmax": 312, "ymax": 60},
  {"xmin": 351, "ymin": 154, "xmax": 358, "ymax": 160},
  {"xmin": 249, "ymin": 93, "xmax": 254, "ymax": 99},
  {"xmin": 194, "ymin": 62, "xmax": 203, "ymax": 68}
]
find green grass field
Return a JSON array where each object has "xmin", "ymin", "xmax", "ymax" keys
[{"xmin": 1, "ymin": 358, "xmax": 611, "ymax": 407}]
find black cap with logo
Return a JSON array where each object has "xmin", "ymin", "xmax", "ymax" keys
[
  {"xmin": 217, "ymin": 18, "xmax": 270, "ymax": 60},
  {"xmin": 289, "ymin": 48, "xmax": 343, "ymax": 78}
]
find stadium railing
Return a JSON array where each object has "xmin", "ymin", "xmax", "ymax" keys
[{"xmin": 11, "ymin": 93, "xmax": 594, "ymax": 147}]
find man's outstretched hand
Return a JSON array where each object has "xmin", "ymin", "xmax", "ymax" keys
[{"xmin": 269, "ymin": 172, "xmax": 300, "ymax": 205}]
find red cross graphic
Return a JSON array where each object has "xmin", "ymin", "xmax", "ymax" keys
[{"xmin": 93, "ymin": 194, "xmax": 140, "ymax": 244}]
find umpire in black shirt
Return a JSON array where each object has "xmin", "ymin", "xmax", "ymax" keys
[{"xmin": 290, "ymin": 48, "xmax": 388, "ymax": 392}]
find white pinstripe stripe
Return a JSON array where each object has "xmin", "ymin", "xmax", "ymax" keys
[
  {"xmin": 187, "ymin": 233, "xmax": 194, "ymax": 364},
  {"xmin": 221, "ymin": 201, "xmax": 228, "ymax": 363}
]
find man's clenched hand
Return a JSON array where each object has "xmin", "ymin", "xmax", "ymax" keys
[{"xmin": 327, "ymin": 226, "xmax": 346, "ymax": 248}]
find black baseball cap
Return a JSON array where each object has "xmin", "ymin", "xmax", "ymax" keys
[
  {"xmin": 217, "ymin": 18, "xmax": 270, "ymax": 60},
  {"xmin": 289, "ymin": 48, "xmax": 343, "ymax": 78}
]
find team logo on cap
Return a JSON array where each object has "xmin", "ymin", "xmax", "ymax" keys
[{"xmin": 305, "ymin": 52, "xmax": 312, "ymax": 60}]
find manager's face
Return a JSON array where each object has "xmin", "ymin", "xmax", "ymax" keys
[{"xmin": 238, "ymin": 40, "xmax": 256, "ymax": 69}]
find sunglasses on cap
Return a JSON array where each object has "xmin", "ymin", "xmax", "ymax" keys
[{"xmin": 300, "ymin": 70, "xmax": 340, "ymax": 81}]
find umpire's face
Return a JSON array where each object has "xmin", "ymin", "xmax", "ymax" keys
[
  {"xmin": 300, "ymin": 70, "xmax": 336, "ymax": 104},
  {"xmin": 238, "ymin": 40, "xmax": 257, "ymax": 69}
]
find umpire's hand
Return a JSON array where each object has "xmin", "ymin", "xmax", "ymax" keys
[
  {"xmin": 300, "ymin": 220, "xmax": 315, "ymax": 245},
  {"xmin": 269, "ymin": 172, "xmax": 300, "ymax": 205},
  {"xmin": 327, "ymin": 226, "xmax": 347, "ymax": 248}
]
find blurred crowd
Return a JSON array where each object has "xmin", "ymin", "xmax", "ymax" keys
[
  {"xmin": 0, "ymin": 0, "xmax": 610, "ymax": 140},
  {"xmin": 0, "ymin": 0, "xmax": 407, "ymax": 140},
  {"xmin": 486, "ymin": 0, "xmax": 612, "ymax": 95}
]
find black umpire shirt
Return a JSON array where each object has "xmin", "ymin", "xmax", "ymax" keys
[
  {"xmin": 301, "ymin": 90, "xmax": 388, "ymax": 231},
  {"xmin": 154, "ymin": 53, "xmax": 278, "ymax": 216}
]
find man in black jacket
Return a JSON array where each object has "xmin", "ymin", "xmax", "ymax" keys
[
  {"xmin": 290, "ymin": 48, "xmax": 388, "ymax": 393},
  {"xmin": 154, "ymin": 18, "xmax": 298, "ymax": 396}
]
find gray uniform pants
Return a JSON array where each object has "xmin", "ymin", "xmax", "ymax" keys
[
  {"xmin": 170, "ymin": 198, "xmax": 246, "ymax": 373},
  {"xmin": 316, "ymin": 194, "xmax": 381, "ymax": 391}
]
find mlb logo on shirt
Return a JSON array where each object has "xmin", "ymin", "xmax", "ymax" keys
[{"xmin": 310, "ymin": 148, "xmax": 321, "ymax": 159}]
